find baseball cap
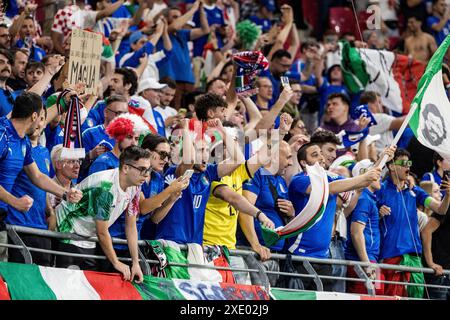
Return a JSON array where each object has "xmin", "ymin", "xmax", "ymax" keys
[
  {"xmin": 352, "ymin": 159, "xmax": 374, "ymax": 177},
  {"xmin": 137, "ymin": 78, "xmax": 167, "ymax": 94},
  {"xmin": 129, "ymin": 31, "xmax": 145, "ymax": 44}
]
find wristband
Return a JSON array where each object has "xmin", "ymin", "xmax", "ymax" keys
[{"xmin": 255, "ymin": 210, "xmax": 262, "ymax": 220}]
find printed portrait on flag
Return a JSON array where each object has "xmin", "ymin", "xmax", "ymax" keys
[{"xmin": 421, "ymin": 103, "xmax": 447, "ymax": 146}]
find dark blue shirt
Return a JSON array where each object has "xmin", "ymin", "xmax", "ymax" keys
[
  {"xmin": 0, "ymin": 89, "xmax": 19, "ymax": 117},
  {"xmin": 192, "ymin": 5, "xmax": 225, "ymax": 57},
  {"xmin": 6, "ymin": 145, "xmax": 50, "ymax": 229},
  {"xmin": 89, "ymin": 151, "xmax": 119, "ymax": 175},
  {"xmin": 156, "ymin": 30, "xmax": 195, "ymax": 83},
  {"xmin": 156, "ymin": 164, "xmax": 219, "ymax": 244},
  {"xmin": 427, "ymin": 15, "xmax": 450, "ymax": 45},
  {"xmin": 345, "ymin": 188, "xmax": 380, "ymax": 262},
  {"xmin": 376, "ymin": 177, "xmax": 430, "ymax": 259},
  {"xmin": 82, "ymin": 100, "xmax": 106, "ymax": 132},
  {"xmin": 0, "ymin": 117, "xmax": 35, "ymax": 211},
  {"xmin": 81, "ymin": 125, "xmax": 115, "ymax": 154},
  {"xmin": 248, "ymin": 15, "xmax": 272, "ymax": 32},
  {"xmin": 287, "ymin": 172, "xmax": 343, "ymax": 258},
  {"xmin": 241, "ymin": 167, "xmax": 289, "ymax": 251}
]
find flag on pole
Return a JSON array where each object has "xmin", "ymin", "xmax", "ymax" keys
[
  {"xmin": 409, "ymin": 35, "xmax": 450, "ymax": 160},
  {"xmin": 328, "ymin": 42, "xmax": 425, "ymax": 114},
  {"xmin": 261, "ymin": 163, "xmax": 329, "ymax": 247}
]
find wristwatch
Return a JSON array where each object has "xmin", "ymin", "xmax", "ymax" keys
[
  {"xmin": 255, "ymin": 210, "xmax": 262, "ymax": 220},
  {"xmin": 62, "ymin": 191, "xmax": 68, "ymax": 201}
]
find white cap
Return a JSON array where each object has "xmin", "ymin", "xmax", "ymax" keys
[
  {"xmin": 352, "ymin": 159, "xmax": 374, "ymax": 177},
  {"xmin": 137, "ymin": 78, "xmax": 167, "ymax": 94}
]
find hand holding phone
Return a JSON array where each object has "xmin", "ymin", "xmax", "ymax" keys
[
  {"xmin": 280, "ymin": 76, "xmax": 290, "ymax": 88},
  {"xmin": 182, "ymin": 169, "xmax": 195, "ymax": 180}
]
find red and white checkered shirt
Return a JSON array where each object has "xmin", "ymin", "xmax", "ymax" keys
[{"xmin": 51, "ymin": 5, "xmax": 97, "ymax": 40}]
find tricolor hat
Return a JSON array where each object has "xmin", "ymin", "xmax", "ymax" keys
[{"xmin": 106, "ymin": 113, "xmax": 149, "ymax": 141}]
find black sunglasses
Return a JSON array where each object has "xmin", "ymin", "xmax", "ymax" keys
[{"xmin": 155, "ymin": 150, "xmax": 171, "ymax": 161}]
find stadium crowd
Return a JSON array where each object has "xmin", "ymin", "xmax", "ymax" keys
[{"xmin": 0, "ymin": 0, "xmax": 450, "ymax": 300}]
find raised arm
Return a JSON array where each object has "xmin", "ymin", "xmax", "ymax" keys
[
  {"xmin": 28, "ymin": 55, "xmax": 66, "ymax": 97},
  {"xmin": 255, "ymin": 86, "xmax": 294, "ymax": 130},
  {"xmin": 175, "ymin": 119, "xmax": 195, "ymax": 177},
  {"xmin": 267, "ymin": 5, "xmax": 294, "ymax": 61},
  {"xmin": 209, "ymin": 119, "xmax": 245, "ymax": 178},
  {"xmin": 190, "ymin": 3, "xmax": 210, "ymax": 40},
  {"xmin": 96, "ymin": 0, "xmax": 124, "ymax": 21},
  {"xmin": 242, "ymin": 96, "xmax": 263, "ymax": 134},
  {"xmin": 168, "ymin": 0, "xmax": 200, "ymax": 32},
  {"xmin": 9, "ymin": 3, "xmax": 37, "ymax": 40}
]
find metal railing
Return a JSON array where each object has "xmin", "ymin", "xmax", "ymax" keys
[{"xmin": 2, "ymin": 224, "xmax": 450, "ymax": 299}]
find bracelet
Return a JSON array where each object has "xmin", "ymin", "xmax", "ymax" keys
[{"xmin": 255, "ymin": 210, "xmax": 262, "ymax": 220}]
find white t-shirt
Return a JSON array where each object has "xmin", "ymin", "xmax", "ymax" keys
[
  {"xmin": 370, "ymin": 113, "xmax": 395, "ymax": 152},
  {"xmin": 56, "ymin": 169, "xmax": 140, "ymax": 249}
]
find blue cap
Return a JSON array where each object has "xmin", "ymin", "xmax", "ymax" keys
[
  {"xmin": 129, "ymin": 31, "xmax": 145, "ymax": 44},
  {"xmin": 262, "ymin": 0, "xmax": 276, "ymax": 12}
]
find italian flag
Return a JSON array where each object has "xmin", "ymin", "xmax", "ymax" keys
[
  {"xmin": 329, "ymin": 41, "xmax": 426, "ymax": 114},
  {"xmin": 261, "ymin": 163, "xmax": 329, "ymax": 247},
  {"xmin": 0, "ymin": 262, "xmax": 268, "ymax": 300},
  {"xmin": 408, "ymin": 35, "xmax": 450, "ymax": 160}
]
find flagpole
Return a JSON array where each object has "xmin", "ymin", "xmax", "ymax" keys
[{"xmin": 377, "ymin": 102, "xmax": 419, "ymax": 169}]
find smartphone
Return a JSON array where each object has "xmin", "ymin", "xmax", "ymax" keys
[
  {"xmin": 280, "ymin": 76, "xmax": 290, "ymax": 88},
  {"xmin": 441, "ymin": 170, "xmax": 450, "ymax": 189},
  {"xmin": 182, "ymin": 169, "xmax": 194, "ymax": 180}
]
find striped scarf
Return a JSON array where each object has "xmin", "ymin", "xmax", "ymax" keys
[
  {"xmin": 59, "ymin": 89, "xmax": 86, "ymax": 159},
  {"xmin": 233, "ymin": 51, "xmax": 269, "ymax": 95}
]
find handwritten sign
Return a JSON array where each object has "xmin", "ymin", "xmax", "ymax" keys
[{"xmin": 68, "ymin": 29, "xmax": 102, "ymax": 94}]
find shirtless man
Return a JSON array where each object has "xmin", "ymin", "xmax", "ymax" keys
[{"xmin": 405, "ymin": 15, "xmax": 438, "ymax": 63}]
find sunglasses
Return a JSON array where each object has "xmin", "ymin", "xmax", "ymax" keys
[
  {"xmin": 126, "ymin": 163, "xmax": 152, "ymax": 176},
  {"xmin": 394, "ymin": 160, "xmax": 412, "ymax": 167},
  {"xmin": 155, "ymin": 150, "xmax": 171, "ymax": 161}
]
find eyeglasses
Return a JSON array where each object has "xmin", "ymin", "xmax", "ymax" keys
[
  {"xmin": 155, "ymin": 150, "xmax": 171, "ymax": 161},
  {"xmin": 394, "ymin": 160, "xmax": 412, "ymax": 167},
  {"xmin": 126, "ymin": 163, "xmax": 152, "ymax": 176},
  {"xmin": 63, "ymin": 159, "xmax": 82, "ymax": 166},
  {"xmin": 107, "ymin": 108, "xmax": 126, "ymax": 116}
]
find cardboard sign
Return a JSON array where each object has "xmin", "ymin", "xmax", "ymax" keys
[{"xmin": 68, "ymin": 28, "xmax": 102, "ymax": 94}]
